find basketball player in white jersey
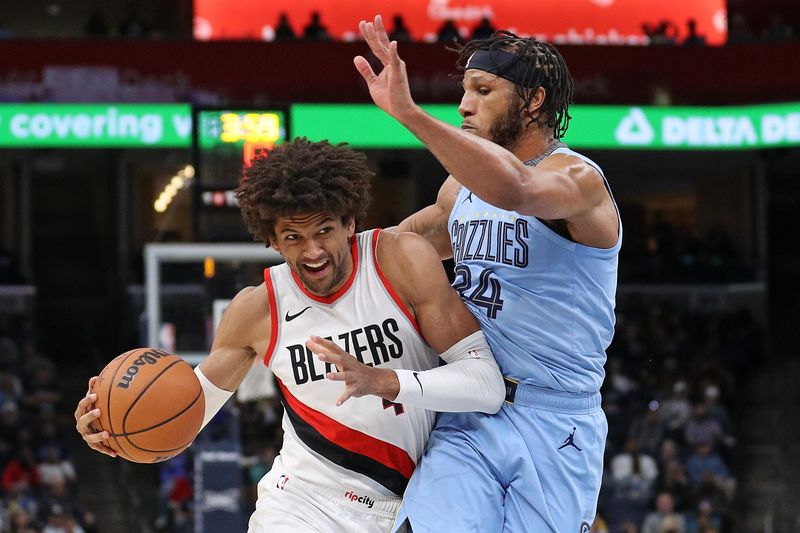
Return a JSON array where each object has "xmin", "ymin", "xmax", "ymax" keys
[{"xmin": 74, "ymin": 138, "xmax": 506, "ymax": 532}]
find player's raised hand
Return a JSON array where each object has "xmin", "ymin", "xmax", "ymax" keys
[
  {"xmin": 74, "ymin": 376, "xmax": 117, "ymax": 457},
  {"xmin": 354, "ymin": 15, "xmax": 417, "ymax": 121},
  {"xmin": 306, "ymin": 335, "xmax": 400, "ymax": 406}
]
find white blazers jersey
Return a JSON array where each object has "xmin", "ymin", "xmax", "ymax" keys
[{"xmin": 263, "ymin": 229, "xmax": 438, "ymax": 497}]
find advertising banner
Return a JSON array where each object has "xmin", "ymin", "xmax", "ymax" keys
[
  {"xmin": 194, "ymin": 0, "xmax": 726, "ymax": 45},
  {"xmin": 0, "ymin": 104, "xmax": 192, "ymax": 148},
  {"xmin": 291, "ymin": 103, "xmax": 800, "ymax": 150}
]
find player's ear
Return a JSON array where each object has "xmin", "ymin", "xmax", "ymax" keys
[
  {"xmin": 525, "ymin": 86, "xmax": 546, "ymax": 121},
  {"xmin": 269, "ymin": 237, "xmax": 282, "ymax": 254},
  {"xmin": 344, "ymin": 216, "xmax": 356, "ymax": 237}
]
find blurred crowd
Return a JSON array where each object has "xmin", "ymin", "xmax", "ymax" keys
[
  {"xmin": 623, "ymin": 213, "xmax": 753, "ymax": 283},
  {"xmin": 0, "ymin": 319, "xmax": 97, "ymax": 533},
  {"xmin": 590, "ymin": 296, "xmax": 761, "ymax": 533}
]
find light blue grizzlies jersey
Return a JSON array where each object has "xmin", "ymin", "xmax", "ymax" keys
[{"xmin": 447, "ymin": 146, "xmax": 621, "ymax": 393}]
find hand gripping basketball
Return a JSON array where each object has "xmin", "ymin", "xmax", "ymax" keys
[{"xmin": 77, "ymin": 348, "xmax": 205, "ymax": 463}]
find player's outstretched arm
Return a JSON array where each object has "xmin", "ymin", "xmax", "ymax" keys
[{"xmin": 356, "ymin": 15, "xmax": 616, "ymax": 237}]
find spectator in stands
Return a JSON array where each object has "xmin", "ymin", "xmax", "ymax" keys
[
  {"xmin": 302, "ymin": 11, "xmax": 331, "ymax": 41},
  {"xmin": 726, "ymin": 13, "xmax": 757, "ymax": 45},
  {"xmin": 606, "ymin": 357, "xmax": 639, "ymax": 397},
  {"xmin": 38, "ymin": 478, "xmax": 81, "ymax": 527},
  {"xmin": 388, "ymin": 15, "xmax": 412, "ymax": 42},
  {"xmin": 8, "ymin": 507, "xmax": 39, "ymax": 533},
  {"xmin": 685, "ymin": 404, "xmax": 724, "ymax": 450},
  {"xmin": 436, "ymin": 19, "xmax": 462, "ymax": 43},
  {"xmin": 471, "ymin": 16, "xmax": 496, "ymax": 40},
  {"xmin": 0, "ymin": 401, "xmax": 22, "ymax": 465},
  {"xmin": 246, "ymin": 446, "xmax": 277, "ymax": 489},
  {"xmin": 658, "ymin": 460, "xmax": 692, "ymax": 511},
  {"xmin": 36, "ymin": 446, "xmax": 76, "ymax": 489},
  {"xmin": 643, "ymin": 20, "xmax": 678, "ymax": 45},
  {"xmin": 682, "ymin": 19, "xmax": 706, "ymax": 46},
  {"xmin": 641, "ymin": 492, "xmax": 686, "ymax": 533},
  {"xmin": 2, "ymin": 447, "xmax": 38, "ymax": 494},
  {"xmin": 42, "ymin": 503, "xmax": 85, "ymax": 533},
  {"xmin": 685, "ymin": 499, "xmax": 722, "ymax": 533},
  {"xmin": 2, "ymin": 481, "xmax": 40, "ymax": 529},
  {"xmin": 608, "ymin": 438, "xmax": 659, "ymax": 525},
  {"xmin": 611, "ymin": 439, "xmax": 659, "ymax": 485},
  {"xmin": 117, "ymin": 2, "xmax": 151, "ymax": 38},
  {"xmin": 660, "ymin": 381, "xmax": 692, "ymax": 438},
  {"xmin": 761, "ymin": 14, "xmax": 795, "ymax": 43},
  {"xmin": 273, "ymin": 13, "xmax": 296, "ymax": 42},
  {"xmin": 629, "ymin": 403, "xmax": 665, "ymax": 456},
  {"xmin": 24, "ymin": 366, "xmax": 61, "ymax": 415},
  {"xmin": 83, "ymin": 7, "xmax": 109, "ymax": 38},
  {"xmin": 658, "ymin": 439, "xmax": 680, "ymax": 471},
  {"xmin": 685, "ymin": 443, "xmax": 729, "ymax": 486},
  {"xmin": 702, "ymin": 385, "xmax": 735, "ymax": 445},
  {"xmin": 0, "ymin": 372, "xmax": 23, "ymax": 406},
  {"xmin": 34, "ymin": 416, "xmax": 68, "ymax": 465}
]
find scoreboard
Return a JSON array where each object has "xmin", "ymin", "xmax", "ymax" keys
[{"xmin": 194, "ymin": 109, "xmax": 286, "ymax": 240}]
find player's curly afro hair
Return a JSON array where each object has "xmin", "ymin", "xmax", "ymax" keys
[
  {"xmin": 236, "ymin": 137, "xmax": 373, "ymax": 244},
  {"xmin": 454, "ymin": 31, "xmax": 574, "ymax": 139}
]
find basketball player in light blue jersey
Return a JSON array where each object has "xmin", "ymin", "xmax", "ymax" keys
[{"xmin": 354, "ymin": 16, "xmax": 621, "ymax": 532}]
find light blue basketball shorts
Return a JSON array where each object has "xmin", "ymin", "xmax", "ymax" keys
[{"xmin": 393, "ymin": 381, "xmax": 607, "ymax": 533}]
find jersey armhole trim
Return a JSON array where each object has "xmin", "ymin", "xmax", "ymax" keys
[
  {"xmin": 371, "ymin": 229, "xmax": 421, "ymax": 335},
  {"xmin": 263, "ymin": 267, "xmax": 280, "ymax": 367}
]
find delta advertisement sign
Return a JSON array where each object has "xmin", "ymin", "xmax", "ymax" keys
[
  {"xmin": 194, "ymin": 0, "xmax": 727, "ymax": 45},
  {"xmin": 290, "ymin": 103, "xmax": 800, "ymax": 150},
  {"xmin": 572, "ymin": 105, "xmax": 800, "ymax": 150}
]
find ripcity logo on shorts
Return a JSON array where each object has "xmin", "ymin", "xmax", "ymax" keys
[
  {"xmin": 116, "ymin": 349, "xmax": 171, "ymax": 389},
  {"xmin": 343, "ymin": 490, "xmax": 375, "ymax": 509}
]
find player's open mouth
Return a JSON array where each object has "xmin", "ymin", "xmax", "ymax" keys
[{"xmin": 302, "ymin": 260, "xmax": 330, "ymax": 275}]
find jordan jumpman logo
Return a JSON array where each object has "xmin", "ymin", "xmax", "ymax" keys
[{"xmin": 558, "ymin": 427, "xmax": 582, "ymax": 451}]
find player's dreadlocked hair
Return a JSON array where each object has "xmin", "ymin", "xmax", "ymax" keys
[
  {"xmin": 236, "ymin": 137, "xmax": 373, "ymax": 244},
  {"xmin": 454, "ymin": 31, "xmax": 574, "ymax": 139}
]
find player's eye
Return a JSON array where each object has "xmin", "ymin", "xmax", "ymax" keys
[
  {"xmin": 478, "ymin": 87, "xmax": 491, "ymax": 95},
  {"xmin": 318, "ymin": 227, "xmax": 333, "ymax": 235}
]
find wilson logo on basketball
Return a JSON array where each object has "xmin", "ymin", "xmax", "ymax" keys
[{"xmin": 116, "ymin": 348, "xmax": 172, "ymax": 389}]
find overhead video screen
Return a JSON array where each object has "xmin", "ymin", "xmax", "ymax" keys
[{"xmin": 194, "ymin": 0, "xmax": 727, "ymax": 45}]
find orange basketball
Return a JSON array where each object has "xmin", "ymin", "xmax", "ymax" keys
[{"xmin": 91, "ymin": 348, "xmax": 205, "ymax": 463}]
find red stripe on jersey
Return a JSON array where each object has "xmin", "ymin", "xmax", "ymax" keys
[
  {"xmin": 290, "ymin": 235, "xmax": 359, "ymax": 304},
  {"xmin": 277, "ymin": 379, "xmax": 415, "ymax": 480},
  {"xmin": 263, "ymin": 268, "xmax": 280, "ymax": 366},
  {"xmin": 371, "ymin": 229, "xmax": 421, "ymax": 335}
]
